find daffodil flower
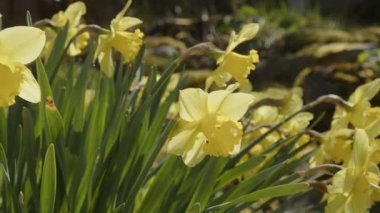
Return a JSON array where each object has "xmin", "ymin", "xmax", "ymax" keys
[
  {"xmin": 166, "ymin": 84, "xmax": 254, "ymax": 166},
  {"xmin": 332, "ymin": 79, "xmax": 380, "ymax": 131},
  {"xmin": 0, "ymin": 26, "xmax": 46, "ymax": 107},
  {"xmin": 95, "ymin": 0, "xmax": 143, "ymax": 77},
  {"xmin": 43, "ymin": 1, "xmax": 88, "ymax": 58},
  {"xmin": 206, "ymin": 23, "xmax": 259, "ymax": 90},
  {"xmin": 326, "ymin": 129, "xmax": 380, "ymax": 213}
]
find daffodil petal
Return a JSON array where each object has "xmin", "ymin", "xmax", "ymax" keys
[
  {"xmin": 225, "ymin": 23, "xmax": 259, "ymax": 53},
  {"xmin": 183, "ymin": 135, "xmax": 206, "ymax": 167},
  {"xmin": 349, "ymin": 78, "xmax": 380, "ymax": 104},
  {"xmin": 0, "ymin": 26, "xmax": 46, "ymax": 64},
  {"xmin": 179, "ymin": 88, "xmax": 208, "ymax": 122},
  {"xmin": 325, "ymin": 193, "xmax": 346, "ymax": 213},
  {"xmin": 207, "ymin": 89, "xmax": 233, "ymax": 114},
  {"xmin": 351, "ymin": 129, "xmax": 369, "ymax": 169},
  {"xmin": 98, "ymin": 46, "xmax": 114, "ymax": 77},
  {"xmin": 114, "ymin": 0, "xmax": 132, "ymax": 21},
  {"xmin": 217, "ymin": 93, "xmax": 254, "ymax": 120},
  {"xmin": 167, "ymin": 123, "xmax": 198, "ymax": 155},
  {"xmin": 112, "ymin": 17, "xmax": 142, "ymax": 31},
  {"xmin": 18, "ymin": 67, "xmax": 41, "ymax": 103},
  {"xmin": 166, "ymin": 124, "xmax": 206, "ymax": 167},
  {"xmin": 345, "ymin": 191, "xmax": 371, "ymax": 213},
  {"xmin": 64, "ymin": 1, "xmax": 86, "ymax": 27}
]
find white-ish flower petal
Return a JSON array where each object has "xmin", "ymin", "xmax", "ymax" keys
[
  {"xmin": 0, "ymin": 26, "xmax": 46, "ymax": 64},
  {"xmin": 18, "ymin": 67, "xmax": 41, "ymax": 103}
]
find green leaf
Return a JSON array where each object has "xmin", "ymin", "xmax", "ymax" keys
[
  {"xmin": 40, "ymin": 144, "xmax": 57, "ymax": 213},
  {"xmin": 207, "ymin": 183, "xmax": 309, "ymax": 211},
  {"xmin": 45, "ymin": 23, "xmax": 69, "ymax": 80},
  {"xmin": 0, "ymin": 109, "xmax": 7, "ymax": 149}
]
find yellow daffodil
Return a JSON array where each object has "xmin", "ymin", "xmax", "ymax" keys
[
  {"xmin": 326, "ymin": 129, "xmax": 380, "ymax": 213},
  {"xmin": 312, "ymin": 79, "xmax": 380, "ymax": 167},
  {"xmin": 43, "ymin": 1, "xmax": 89, "ymax": 58},
  {"xmin": 332, "ymin": 79, "xmax": 380, "ymax": 130},
  {"xmin": 0, "ymin": 26, "xmax": 46, "ymax": 107},
  {"xmin": 95, "ymin": 0, "xmax": 143, "ymax": 77},
  {"xmin": 166, "ymin": 84, "xmax": 254, "ymax": 166},
  {"xmin": 206, "ymin": 23, "xmax": 259, "ymax": 90}
]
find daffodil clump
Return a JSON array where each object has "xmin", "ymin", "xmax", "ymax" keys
[{"xmin": 308, "ymin": 79, "xmax": 380, "ymax": 212}]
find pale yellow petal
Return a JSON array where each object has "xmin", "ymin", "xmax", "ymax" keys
[
  {"xmin": 345, "ymin": 192, "xmax": 371, "ymax": 213},
  {"xmin": 18, "ymin": 67, "xmax": 41, "ymax": 103},
  {"xmin": 96, "ymin": 35, "xmax": 114, "ymax": 77},
  {"xmin": 225, "ymin": 23, "xmax": 259, "ymax": 53},
  {"xmin": 207, "ymin": 84, "xmax": 239, "ymax": 113},
  {"xmin": 217, "ymin": 93, "xmax": 254, "ymax": 120},
  {"xmin": 112, "ymin": 17, "xmax": 142, "ymax": 32},
  {"xmin": 349, "ymin": 78, "xmax": 380, "ymax": 104},
  {"xmin": 208, "ymin": 68, "xmax": 232, "ymax": 88},
  {"xmin": 351, "ymin": 129, "xmax": 370, "ymax": 169},
  {"xmin": 325, "ymin": 193, "xmax": 346, "ymax": 213},
  {"xmin": 114, "ymin": 0, "xmax": 132, "ymax": 22},
  {"xmin": 166, "ymin": 123, "xmax": 199, "ymax": 155},
  {"xmin": 182, "ymin": 133, "xmax": 207, "ymax": 167},
  {"xmin": 179, "ymin": 88, "xmax": 208, "ymax": 122},
  {"xmin": 329, "ymin": 169, "xmax": 348, "ymax": 194},
  {"xmin": 365, "ymin": 108, "xmax": 380, "ymax": 138},
  {"xmin": 0, "ymin": 26, "xmax": 46, "ymax": 64},
  {"xmin": 64, "ymin": 1, "xmax": 86, "ymax": 27},
  {"xmin": 166, "ymin": 123, "xmax": 206, "ymax": 167}
]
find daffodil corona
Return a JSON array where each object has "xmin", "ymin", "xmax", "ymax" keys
[
  {"xmin": 167, "ymin": 84, "xmax": 254, "ymax": 166},
  {"xmin": 0, "ymin": 26, "xmax": 46, "ymax": 107}
]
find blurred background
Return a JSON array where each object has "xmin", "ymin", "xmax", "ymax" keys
[
  {"xmin": 2, "ymin": 0, "xmax": 380, "ymax": 26},
  {"xmin": 2, "ymin": 0, "xmax": 380, "ymax": 130}
]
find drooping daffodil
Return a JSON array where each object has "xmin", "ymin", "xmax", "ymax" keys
[
  {"xmin": 206, "ymin": 23, "xmax": 260, "ymax": 91},
  {"xmin": 43, "ymin": 1, "xmax": 89, "ymax": 58},
  {"xmin": 0, "ymin": 26, "xmax": 46, "ymax": 107},
  {"xmin": 95, "ymin": 0, "xmax": 143, "ymax": 77},
  {"xmin": 166, "ymin": 84, "xmax": 255, "ymax": 166},
  {"xmin": 326, "ymin": 129, "xmax": 380, "ymax": 213}
]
